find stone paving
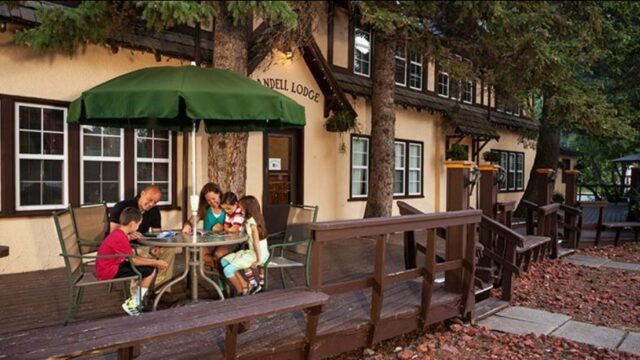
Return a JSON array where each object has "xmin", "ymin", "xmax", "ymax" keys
[
  {"xmin": 564, "ymin": 254, "xmax": 640, "ymax": 271},
  {"xmin": 478, "ymin": 306, "xmax": 640, "ymax": 355}
]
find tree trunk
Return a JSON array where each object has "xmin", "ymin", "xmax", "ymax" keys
[
  {"xmin": 364, "ymin": 31, "xmax": 396, "ymax": 218},
  {"xmin": 207, "ymin": 8, "xmax": 250, "ymax": 196},
  {"xmin": 514, "ymin": 99, "xmax": 561, "ymax": 217}
]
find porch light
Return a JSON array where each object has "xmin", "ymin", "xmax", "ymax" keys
[{"xmin": 285, "ymin": 50, "xmax": 294, "ymax": 59}]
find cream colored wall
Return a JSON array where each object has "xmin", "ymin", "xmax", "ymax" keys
[
  {"xmin": 475, "ymin": 130, "xmax": 537, "ymax": 206},
  {"xmin": 313, "ymin": 4, "xmax": 329, "ymax": 59},
  {"xmin": 332, "ymin": 7, "xmax": 350, "ymax": 68},
  {"xmin": 0, "ymin": 29, "xmax": 187, "ymax": 274}
]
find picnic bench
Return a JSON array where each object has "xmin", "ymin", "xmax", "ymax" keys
[
  {"xmin": 0, "ymin": 245, "xmax": 8, "ymax": 258},
  {"xmin": 601, "ymin": 222, "xmax": 640, "ymax": 246},
  {"xmin": 0, "ymin": 288, "xmax": 329, "ymax": 360}
]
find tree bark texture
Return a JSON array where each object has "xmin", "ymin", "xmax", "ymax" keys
[
  {"xmin": 514, "ymin": 100, "xmax": 561, "ymax": 217},
  {"xmin": 207, "ymin": 8, "xmax": 250, "ymax": 196},
  {"xmin": 364, "ymin": 31, "xmax": 396, "ymax": 218}
]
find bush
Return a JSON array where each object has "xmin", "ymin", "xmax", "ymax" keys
[
  {"xmin": 446, "ymin": 143, "xmax": 468, "ymax": 161},
  {"xmin": 483, "ymin": 151, "xmax": 501, "ymax": 164}
]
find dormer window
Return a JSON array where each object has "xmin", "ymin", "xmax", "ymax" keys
[
  {"xmin": 409, "ymin": 52, "xmax": 423, "ymax": 90},
  {"xmin": 437, "ymin": 71, "xmax": 449, "ymax": 97},
  {"xmin": 354, "ymin": 28, "xmax": 371, "ymax": 77},
  {"xmin": 463, "ymin": 81, "xmax": 473, "ymax": 104},
  {"xmin": 394, "ymin": 44, "xmax": 407, "ymax": 86}
]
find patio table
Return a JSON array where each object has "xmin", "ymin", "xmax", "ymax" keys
[{"xmin": 139, "ymin": 232, "xmax": 247, "ymax": 311}]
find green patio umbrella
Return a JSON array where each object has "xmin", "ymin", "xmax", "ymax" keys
[{"xmin": 68, "ymin": 66, "xmax": 306, "ymax": 246}]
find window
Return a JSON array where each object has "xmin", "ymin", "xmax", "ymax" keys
[
  {"xmin": 408, "ymin": 143, "xmax": 422, "ymax": 195},
  {"xmin": 450, "ymin": 78, "xmax": 460, "ymax": 100},
  {"xmin": 351, "ymin": 136, "xmax": 369, "ymax": 198},
  {"xmin": 463, "ymin": 81, "xmax": 474, "ymax": 103},
  {"xmin": 354, "ymin": 28, "xmax": 372, "ymax": 77},
  {"xmin": 437, "ymin": 71, "xmax": 449, "ymax": 97},
  {"xmin": 81, "ymin": 126, "xmax": 124, "ymax": 205},
  {"xmin": 496, "ymin": 150, "xmax": 524, "ymax": 192},
  {"xmin": 135, "ymin": 130, "xmax": 171, "ymax": 205},
  {"xmin": 409, "ymin": 52, "xmax": 423, "ymax": 90},
  {"xmin": 351, "ymin": 136, "xmax": 423, "ymax": 199},
  {"xmin": 394, "ymin": 142, "xmax": 406, "ymax": 196},
  {"xmin": 394, "ymin": 44, "xmax": 407, "ymax": 86},
  {"xmin": 15, "ymin": 103, "xmax": 67, "ymax": 210}
]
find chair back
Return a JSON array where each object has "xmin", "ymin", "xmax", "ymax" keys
[
  {"xmin": 53, "ymin": 207, "xmax": 84, "ymax": 282},
  {"xmin": 71, "ymin": 202, "xmax": 109, "ymax": 254},
  {"xmin": 283, "ymin": 204, "xmax": 319, "ymax": 243}
]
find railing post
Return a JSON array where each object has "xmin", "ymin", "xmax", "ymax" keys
[
  {"xmin": 445, "ymin": 161, "xmax": 473, "ymax": 293},
  {"xmin": 369, "ymin": 234, "xmax": 387, "ymax": 345},
  {"xmin": 564, "ymin": 170, "xmax": 581, "ymax": 248},
  {"xmin": 310, "ymin": 233, "xmax": 323, "ymax": 292},
  {"xmin": 536, "ymin": 168, "xmax": 556, "ymax": 206}
]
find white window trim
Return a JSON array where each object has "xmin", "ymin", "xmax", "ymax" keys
[
  {"xmin": 409, "ymin": 52, "xmax": 423, "ymax": 91},
  {"xmin": 134, "ymin": 131, "xmax": 172, "ymax": 205},
  {"xmin": 354, "ymin": 28, "xmax": 372, "ymax": 78},
  {"xmin": 408, "ymin": 143, "xmax": 422, "ymax": 195},
  {"xmin": 394, "ymin": 45, "xmax": 407, "ymax": 86},
  {"xmin": 394, "ymin": 141, "xmax": 406, "ymax": 196},
  {"xmin": 499, "ymin": 152, "xmax": 508, "ymax": 191},
  {"xmin": 351, "ymin": 136, "xmax": 369, "ymax": 198},
  {"xmin": 463, "ymin": 80, "xmax": 474, "ymax": 104},
  {"xmin": 516, "ymin": 153, "xmax": 524, "ymax": 190},
  {"xmin": 437, "ymin": 71, "xmax": 449, "ymax": 97},
  {"xmin": 80, "ymin": 127, "xmax": 125, "ymax": 206},
  {"xmin": 14, "ymin": 102, "xmax": 68, "ymax": 211},
  {"xmin": 508, "ymin": 153, "xmax": 516, "ymax": 191}
]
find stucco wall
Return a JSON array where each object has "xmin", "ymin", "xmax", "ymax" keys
[{"xmin": 0, "ymin": 30, "xmax": 186, "ymax": 274}]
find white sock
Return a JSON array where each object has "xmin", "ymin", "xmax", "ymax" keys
[{"xmin": 135, "ymin": 287, "xmax": 148, "ymax": 306}]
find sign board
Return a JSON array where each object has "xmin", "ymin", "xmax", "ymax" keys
[{"xmin": 268, "ymin": 158, "xmax": 282, "ymax": 171}]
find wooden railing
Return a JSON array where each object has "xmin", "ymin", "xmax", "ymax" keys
[
  {"xmin": 308, "ymin": 210, "xmax": 482, "ymax": 350},
  {"xmin": 521, "ymin": 200, "xmax": 561, "ymax": 257}
]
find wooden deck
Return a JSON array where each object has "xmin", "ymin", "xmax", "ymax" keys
[{"xmin": 0, "ymin": 234, "xmax": 442, "ymax": 359}]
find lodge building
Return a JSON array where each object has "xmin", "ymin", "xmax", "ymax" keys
[{"xmin": 0, "ymin": 2, "xmax": 543, "ymax": 275}]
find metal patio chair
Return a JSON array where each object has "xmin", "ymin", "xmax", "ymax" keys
[
  {"xmin": 53, "ymin": 207, "xmax": 141, "ymax": 325},
  {"xmin": 71, "ymin": 202, "xmax": 109, "ymax": 255},
  {"xmin": 264, "ymin": 204, "xmax": 318, "ymax": 290}
]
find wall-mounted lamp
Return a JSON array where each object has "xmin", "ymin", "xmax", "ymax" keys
[
  {"xmin": 0, "ymin": 22, "xmax": 7, "ymax": 33},
  {"xmin": 465, "ymin": 165, "xmax": 480, "ymax": 197}
]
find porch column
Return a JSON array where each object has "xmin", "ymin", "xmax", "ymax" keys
[
  {"xmin": 478, "ymin": 164, "xmax": 499, "ymax": 285},
  {"xmin": 445, "ymin": 161, "xmax": 474, "ymax": 292},
  {"xmin": 536, "ymin": 168, "xmax": 556, "ymax": 206}
]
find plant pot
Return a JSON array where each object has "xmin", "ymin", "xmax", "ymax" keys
[{"xmin": 325, "ymin": 121, "xmax": 350, "ymax": 132}]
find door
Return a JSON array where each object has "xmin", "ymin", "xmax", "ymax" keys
[{"xmin": 263, "ymin": 130, "xmax": 303, "ymax": 234}]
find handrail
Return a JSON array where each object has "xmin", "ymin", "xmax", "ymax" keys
[
  {"xmin": 560, "ymin": 204, "xmax": 582, "ymax": 215},
  {"xmin": 480, "ymin": 215, "xmax": 525, "ymax": 247},
  {"xmin": 579, "ymin": 200, "xmax": 609, "ymax": 208},
  {"xmin": 309, "ymin": 210, "xmax": 482, "ymax": 243},
  {"xmin": 521, "ymin": 199, "xmax": 539, "ymax": 209},
  {"xmin": 538, "ymin": 203, "xmax": 560, "ymax": 215},
  {"xmin": 496, "ymin": 201, "xmax": 516, "ymax": 213}
]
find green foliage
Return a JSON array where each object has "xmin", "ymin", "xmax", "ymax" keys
[
  {"xmin": 483, "ymin": 151, "xmax": 501, "ymax": 164},
  {"xmin": 136, "ymin": 1, "xmax": 217, "ymax": 32},
  {"xmin": 324, "ymin": 109, "xmax": 358, "ymax": 133},
  {"xmin": 446, "ymin": 144, "xmax": 468, "ymax": 161}
]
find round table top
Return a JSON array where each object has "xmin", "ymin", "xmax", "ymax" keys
[{"xmin": 138, "ymin": 231, "xmax": 248, "ymax": 248}]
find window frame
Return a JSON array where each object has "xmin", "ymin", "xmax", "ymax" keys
[
  {"xmin": 353, "ymin": 27, "xmax": 372, "ymax": 78},
  {"xmin": 134, "ymin": 130, "xmax": 173, "ymax": 206},
  {"xmin": 437, "ymin": 70, "xmax": 450, "ymax": 97},
  {"xmin": 408, "ymin": 51, "xmax": 423, "ymax": 91},
  {"xmin": 350, "ymin": 135, "xmax": 370, "ymax": 199},
  {"xmin": 408, "ymin": 143, "xmax": 423, "ymax": 196},
  {"xmin": 80, "ymin": 126, "xmax": 125, "ymax": 206},
  {"xmin": 394, "ymin": 43, "xmax": 407, "ymax": 87},
  {"xmin": 393, "ymin": 141, "xmax": 406, "ymax": 196},
  {"xmin": 495, "ymin": 149, "xmax": 525, "ymax": 193},
  {"xmin": 463, "ymin": 80, "xmax": 474, "ymax": 104},
  {"xmin": 349, "ymin": 134, "xmax": 424, "ymax": 201},
  {"xmin": 14, "ymin": 102, "xmax": 69, "ymax": 211}
]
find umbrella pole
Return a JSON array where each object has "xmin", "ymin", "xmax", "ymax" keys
[{"xmin": 190, "ymin": 122, "xmax": 199, "ymax": 301}]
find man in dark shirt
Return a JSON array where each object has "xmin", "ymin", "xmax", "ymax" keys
[{"xmin": 110, "ymin": 185, "xmax": 175, "ymax": 287}]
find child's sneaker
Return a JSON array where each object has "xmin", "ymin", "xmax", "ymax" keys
[
  {"xmin": 121, "ymin": 297, "xmax": 141, "ymax": 316},
  {"xmin": 249, "ymin": 284, "xmax": 262, "ymax": 295}
]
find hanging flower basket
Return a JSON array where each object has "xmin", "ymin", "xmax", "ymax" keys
[{"xmin": 325, "ymin": 109, "xmax": 358, "ymax": 133}]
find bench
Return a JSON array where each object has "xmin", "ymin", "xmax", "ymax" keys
[
  {"xmin": 0, "ymin": 288, "xmax": 329, "ymax": 360},
  {"xmin": 601, "ymin": 222, "xmax": 640, "ymax": 246}
]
